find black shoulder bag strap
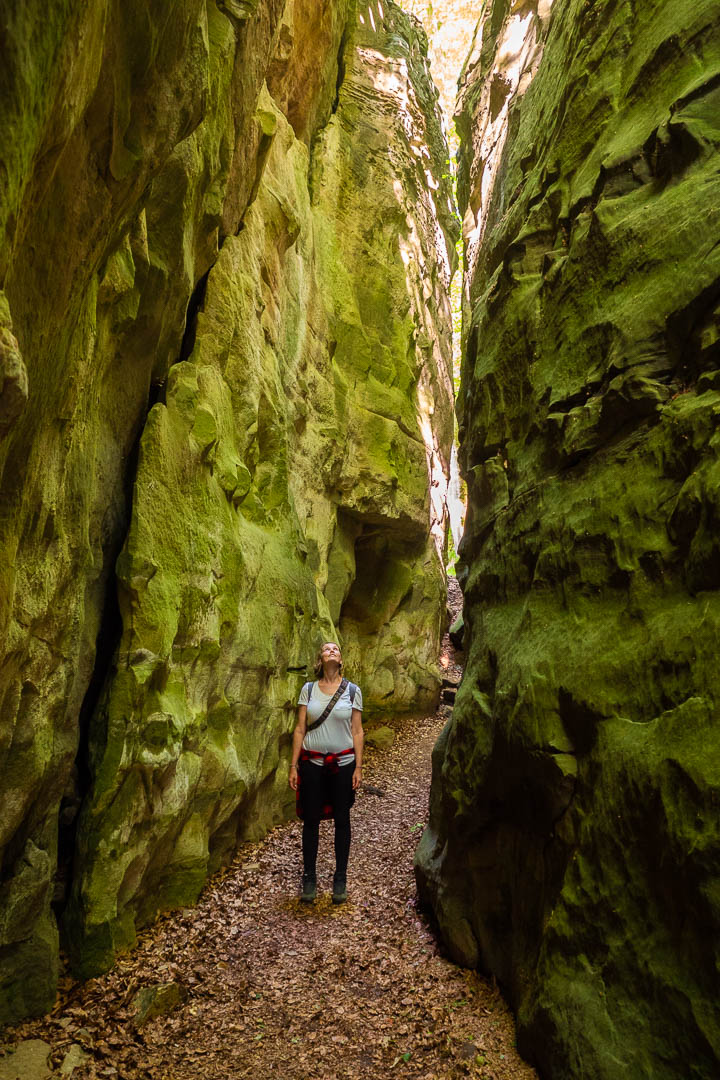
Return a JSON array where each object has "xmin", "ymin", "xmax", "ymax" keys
[{"xmin": 306, "ymin": 677, "xmax": 349, "ymax": 732}]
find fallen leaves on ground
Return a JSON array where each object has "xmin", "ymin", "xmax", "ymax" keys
[{"xmin": 7, "ymin": 612, "xmax": 536, "ymax": 1080}]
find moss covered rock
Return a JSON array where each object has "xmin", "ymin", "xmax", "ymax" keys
[
  {"xmin": 65, "ymin": 4, "xmax": 456, "ymax": 978},
  {"xmin": 132, "ymin": 982, "xmax": 187, "ymax": 1027},
  {"xmin": 0, "ymin": 0, "xmax": 456, "ymax": 1014},
  {"xmin": 0, "ymin": 0, "xmax": 236, "ymax": 1023},
  {"xmin": 365, "ymin": 725, "xmax": 396, "ymax": 752},
  {"xmin": 416, "ymin": 1, "xmax": 720, "ymax": 1077}
]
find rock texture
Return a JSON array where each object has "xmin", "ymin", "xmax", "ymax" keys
[
  {"xmin": 416, "ymin": 2, "xmax": 720, "ymax": 1078},
  {"xmin": 0, "ymin": 0, "xmax": 456, "ymax": 1021}
]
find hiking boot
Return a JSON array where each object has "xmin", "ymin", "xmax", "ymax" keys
[
  {"xmin": 300, "ymin": 875, "xmax": 317, "ymax": 903},
  {"xmin": 332, "ymin": 874, "xmax": 347, "ymax": 905}
]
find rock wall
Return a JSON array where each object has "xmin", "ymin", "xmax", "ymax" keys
[
  {"xmin": 416, "ymin": 1, "xmax": 720, "ymax": 1078},
  {"xmin": 0, "ymin": 0, "xmax": 457, "ymax": 1022}
]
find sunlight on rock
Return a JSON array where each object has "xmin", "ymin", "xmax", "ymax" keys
[{"xmin": 459, "ymin": 3, "xmax": 554, "ymax": 288}]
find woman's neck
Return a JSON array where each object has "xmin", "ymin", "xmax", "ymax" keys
[{"xmin": 320, "ymin": 665, "xmax": 341, "ymax": 685}]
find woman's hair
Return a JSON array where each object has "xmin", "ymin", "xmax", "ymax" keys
[{"xmin": 313, "ymin": 642, "xmax": 343, "ymax": 679}]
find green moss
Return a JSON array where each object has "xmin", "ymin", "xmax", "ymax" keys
[
  {"xmin": 1, "ymin": 0, "xmax": 456, "ymax": 1007},
  {"xmin": 419, "ymin": 0, "xmax": 720, "ymax": 1075}
]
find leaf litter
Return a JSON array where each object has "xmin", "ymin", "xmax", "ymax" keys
[{"xmin": 6, "ymin": 593, "xmax": 537, "ymax": 1080}]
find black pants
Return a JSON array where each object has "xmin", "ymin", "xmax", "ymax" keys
[{"xmin": 299, "ymin": 760, "xmax": 355, "ymax": 879}]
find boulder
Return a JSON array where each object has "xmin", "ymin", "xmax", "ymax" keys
[{"xmin": 365, "ymin": 725, "xmax": 396, "ymax": 752}]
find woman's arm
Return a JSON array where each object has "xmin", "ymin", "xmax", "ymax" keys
[
  {"xmin": 351, "ymin": 707, "xmax": 364, "ymax": 791},
  {"xmin": 289, "ymin": 704, "xmax": 307, "ymax": 790}
]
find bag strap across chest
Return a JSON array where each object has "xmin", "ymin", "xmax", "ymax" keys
[{"xmin": 305, "ymin": 678, "xmax": 356, "ymax": 731}]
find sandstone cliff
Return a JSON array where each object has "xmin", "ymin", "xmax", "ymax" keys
[
  {"xmin": 0, "ymin": 0, "xmax": 456, "ymax": 1022},
  {"xmin": 416, "ymin": 1, "xmax": 720, "ymax": 1077}
]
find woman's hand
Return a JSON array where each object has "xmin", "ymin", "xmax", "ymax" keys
[
  {"xmin": 352, "ymin": 766, "xmax": 362, "ymax": 791},
  {"xmin": 290, "ymin": 707, "xmax": 307, "ymax": 793}
]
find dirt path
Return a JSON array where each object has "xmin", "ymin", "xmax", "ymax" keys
[{"xmin": 6, "ymin": 609, "xmax": 537, "ymax": 1080}]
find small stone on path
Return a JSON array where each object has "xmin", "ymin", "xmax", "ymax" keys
[
  {"xmin": 59, "ymin": 1044, "xmax": 90, "ymax": 1076},
  {"xmin": 365, "ymin": 724, "xmax": 395, "ymax": 750},
  {"xmin": 0, "ymin": 1039, "xmax": 51, "ymax": 1080},
  {"xmin": 133, "ymin": 982, "xmax": 187, "ymax": 1026}
]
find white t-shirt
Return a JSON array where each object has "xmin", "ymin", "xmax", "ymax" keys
[{"xmin": 297, "ymin": 681, "xmax": 363, "ymax": 766}]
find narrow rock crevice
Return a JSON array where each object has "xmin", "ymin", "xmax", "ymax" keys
[
  {"xmin": 331, "ymin": 24, "xmax": 349, "ymax": 115},
  {"xmin": 306, "ymin": 20, "xmax": 350, "ymax": 187},
  {"xmin": 52, "ymin": 374, "xmax": 169, "ymax": 923},
  {"xmin": 53, "ymin": 584, "xmax": 122, "ymax": 920},
  {"xmin": 178, "ymin": 269, "xmax": 211, "ymax": 366},
  {"xmin": 236, "ymin": 129, "xmax": 276, "ymax": 237}
]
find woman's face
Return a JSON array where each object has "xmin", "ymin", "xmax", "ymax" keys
[{"xmin": 321, "ymin": 642, "xmax": 342, "ymax": 666}]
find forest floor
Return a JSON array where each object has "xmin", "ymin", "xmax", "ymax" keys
[{"xmin": 3, "ymin": 584, "xmax": 536, "ymax": 1080}]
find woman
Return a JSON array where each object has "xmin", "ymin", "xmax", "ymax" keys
[{"xmin": 289, "ymin": 641, "xmax": 364, "ymax": 904}]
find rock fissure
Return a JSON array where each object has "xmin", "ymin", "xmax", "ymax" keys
[
  {"xmin": 177, "ymin": 269, "xmax": 212, "ymax": 368},
  {"xmin": 331, "ymin": 23, "xmax": 349, "ymax": 116},
  {"xmin": 236, "ymin": 127, "xmax": 276, "ymax": 236}
]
